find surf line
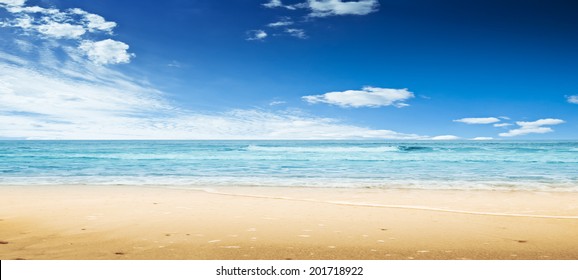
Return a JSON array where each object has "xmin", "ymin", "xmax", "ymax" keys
[{"xmin": 189, "ymin": 188, "xmax": 578, "ymax": 220}]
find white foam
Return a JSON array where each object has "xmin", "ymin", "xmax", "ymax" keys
[{"xmin": 246, "ymin": 145, "xmax": 399, "ymax": 153}]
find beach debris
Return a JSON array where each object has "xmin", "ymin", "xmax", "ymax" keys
[
  {"xmin": 114, "ymin": 252, "xmax": 125, "ymax": 255},
  {"xmin": 14, "ymin": 258, "xmax": 26, "ymax": 260},
  {"xmin": 0, "ymin": 241, "xmax": 9, "ymax": 244},
  {"xmin": 516, "ymin": 240, "xmax": 528, "ymax": 243}
]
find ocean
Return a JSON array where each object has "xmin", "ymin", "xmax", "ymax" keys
[{"xmin": 0, "ymin": 140, "xmax": 577, "ymax": 191}]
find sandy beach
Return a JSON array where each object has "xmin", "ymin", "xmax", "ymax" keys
[{"xmin": 1, "ymin": 185, "xmax": 577, "ymax": 260}]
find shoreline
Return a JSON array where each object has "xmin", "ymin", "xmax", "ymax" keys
[{"xmin": 1, "ymin": 185, "xmax": 578, "ymax": 260}]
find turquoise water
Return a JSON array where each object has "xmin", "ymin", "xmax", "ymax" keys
[{"xmin": 0, "ymin": 141, "xmax": 577, "ymax": 190}]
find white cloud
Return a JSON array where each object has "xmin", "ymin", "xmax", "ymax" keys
[
  {"xmin": 262, "ymin": 0, "xmax": 301, "ymax": 10},
  {"xmin": 71, "ymin": 8, "xmax": 117, "ymax": 33},
  {"xmin": 269, "ymin": 101, "xmax": 287, "ymax": 106},
  {"xmin": 0, "ymin": 0, "xmax": 26, "ymax": 6},
  {"xmin": 308, "ymin": 0, "xmax": 379, "ymax": 17},
  {"xmin": 286, "ymin": 28, "xmax": 307, "ymax": 39},
  {"xmin": 431, "ymin": 135, "xmax": 460, "ymax": 140},
  {"xmin": 79, "ymin": 39, "xmax": 134, "ymax": 65},
  {"xmin": 0, "ymin": 1, "xmax": 128, "ymax": 65},
  {"xmin": 471, "ymin": 137, "xmax": 494, "ymax": 141},
  {"xmin": 1, "ymin": 4, "xmax": 117, "ymax": 37},
  {"xmin": 517, "ymin": 119, "xmax": 565, "ymax": 127},
  {"xmin": 453, "ymin": 117, "xmax": 500, "ymax": 125},
  {"xmin": 36, "ymin": 22, "xmax": 86, "ymax": 38},
  {"xmin": 263, "ymin": 0, "xmax": 283, "ymax": 8},
  {"xmin": 6, "ymin": 5, "xmax": 59, "ymax": 14},
  {"xmin": 268, "ymin": 18, "xmax": 293, "ymax": 27},
  {"xmin": 246, "ymin": 30, "xmax": 268, "ymax": 40},
  {"xmin": 303, "ymin": 87, "xmax": 414, "ymax": 108},
  {"xmin": 258, "ymin": 0, "xmax": 379, "ymax": 41},
  {"xmin": 167, "ymin": 60, "xmax": 182, "ymax": 68},
  {"xmin": 1, "ymin": 47, "xmax": 430, "ymax": 140},
  {"xmin": 567, "ymin": 95, "xmax": 578, "ymax": 104},
  {"xmin": 263, "ymin": 0, "xmax": 380, "ymax": 17},
  {"xmin": 493, "ymin": 123, "xmax": 512, "ymax": 128},
  {"xmin": 499, "ymin": 118, "xmax": 565, "ymax": 137}
]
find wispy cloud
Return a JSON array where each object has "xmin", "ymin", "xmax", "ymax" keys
[
  {"xmin": 307, "ymin": 0, "xmax": 380, "ymax": 17},
  {"xmin": 471, "ymin": 137, "xmax": 494, "ymax": 141},
  {"xmin": 268, "ymin": 17, "xmax": 294, "ymax": 27},
  {"xmin": 431, "ymin": 135, "xmax": 460, "ymax": 140},
  {"xmin": 262, "ymin": 0, "xmax": 303, "ymax": 10},
  {"xmin": 262, "ymin": 0, "xmax": 379, "ymax": 17},
  {"xmin": 499, "ymin": 119, "xmax": 565, "ymax": 137},
  {"xmin": 453, "ymin": 117, "xmax": 501, "ymax": 125},
  {"xmin": 1, "ymin": 42, "xmax": 430, "ymax": 140},
  {"xmin": 493, "ymin": 123, "xmax": 512, "ymax": 128},
  {"xmin": 0, "ymin": 1, "xmax": 132, "ymax": 65},
  {"xmin": 263, "ymin": 0, "xmax": 283, "ymax": 8},
  {"xmin": 246, "ymin": 30, "xmax": 268, "ymax": 41},
  {"xmin": 567, "ymin": 95, "xmax": 578, "ymax": 104},
  {"xmin": 0, "ymin": 0, "xmax": 26, "ymax": 6},
  {"xmin": 285, "ymin": 28, "xmax": 307, "ymax": 39},
  {"xmin": 303, "ymin": 87, "xmax": 414, "ymax": 108},
  {"xmin": 256, "ymin": 0, "xmax": 380, "ymax": 40},
  {"xmin": 269, "ymin": 101, "xmax": 287, "ymax": 106}
]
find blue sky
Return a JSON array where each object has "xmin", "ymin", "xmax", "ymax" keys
[{"xmin": 0, "ymin": 0, "xmax": 577, "ymax": 140}]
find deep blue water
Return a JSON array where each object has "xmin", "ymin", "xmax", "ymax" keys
[{"xmin": 0, "ymin": 140, "xmax": 577, "ymax": 190}]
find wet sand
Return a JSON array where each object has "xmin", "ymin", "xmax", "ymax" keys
[{"xmin": 1, "ymin": 185, "xmax": 577, "ymax": 260}]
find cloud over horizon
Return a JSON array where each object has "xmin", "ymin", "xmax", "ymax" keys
[
  {"xmin": 303, "ymin": 87, "xmax": 414, "ymax": 108},
  {"xmin": 0, "ymin": 45, "xmax": 429, "ymax": 140},
  {"xmin": 499, "ymin": 119, "xmax": 565, "ymax": 137}
]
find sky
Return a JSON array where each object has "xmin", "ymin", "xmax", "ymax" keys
[{"xmin": 0, "ymin": 0, "xmax": 577, "ymax": 140}]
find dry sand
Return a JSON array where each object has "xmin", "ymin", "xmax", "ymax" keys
[{"xmin": 1, "ymin": 185, "xmax": 577, "ymax": 260}]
